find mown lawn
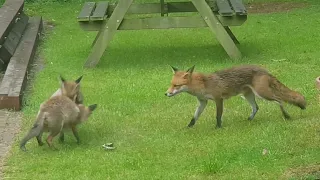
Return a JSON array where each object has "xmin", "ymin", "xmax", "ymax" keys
[{"xmin": 3, "ymin": 0, "xmax": 320, "ymax": 179}]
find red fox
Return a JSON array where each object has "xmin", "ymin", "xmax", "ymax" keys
[
  {"xmin": 165, "ymin": 65, "xmax": 306, "ymax": 128},
  {"xmin": 51, "ymin": 75, "xmax": 84, "ymax": 104},
  {"xmin": 20, "ymin": 95, "xmax": 97, "ymax": 151}
]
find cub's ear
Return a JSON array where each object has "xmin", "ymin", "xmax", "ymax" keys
[
  {"xmin": 88, "ymin": 104, "xmax": 98, "ymax": 111},
  {"xmin": 75, "ymin": 75, "xmax": 83, "ymax": 84},
  {"xmin": 60, "ymin": 75, "xmax": 66, "ymax": 83},
  {"xmin": 169, "ymin": 65, "xmax": 178, "ymax": 74},
  {"xmin": 186, "ymin": 65, "xmax": 195, "ymax": 74}
]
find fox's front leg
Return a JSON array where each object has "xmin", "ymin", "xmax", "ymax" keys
[
  {"xmin": 59, "ymin": 131, "xmax": 64, "ymax": 143},
  {"xmin": 215, "ymin": 98, "xmax": 224, "ymax": 128},
  {"xmin": 188, "ymin": 98, "xmax": 208, "ymax": 127},
  {"xmin": 71, "ymin": 126, "xmax": 80, "ymax": 144}
]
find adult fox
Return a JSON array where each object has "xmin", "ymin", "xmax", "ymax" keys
[{"xmin": 165, "ymin": 65, "xmax": 306, "ymax": 128}]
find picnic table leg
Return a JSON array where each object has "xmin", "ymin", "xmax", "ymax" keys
[
  {"xmin": 224, "ymin": 26, "xmax": 239, "ymax": 44},
  {"xmin": 84, "ymin": 0, "xmax": 134, "ymax": 68},
  {"xmin": 191, "ymin": 0, "xmax": 241, "ymax": 59},
  {"xmin": 91, "ymin": 31, "xmax": 102, "ymax": 47}
]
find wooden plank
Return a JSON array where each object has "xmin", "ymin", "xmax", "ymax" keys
[
  {"xmin": 79, "ymin": 15, "xmax": 246, "ymax": 31},
  {"xmin": 0, "ymin": 12, "xmax": 29, "ymax": 69},
  {"xmin": 216, "ymin": 0, "xmax": 234, "ymax": 16},
  {"xmin": 107, "ymin": 1, "xmax": 218, "ymax": 16},
  {"xmin": 160, "ymin": 0, "xmax": 165, "ymax": 16},
  {"xmin": 0, "ymin": 16, "xmax": 43, "ymax": 110},
  {"xmin": 119, "ymin": 16, "xmax": 208, "ymax": 30},
  {"xmin": 90, "ymin": 1, "xmax": 109, "ymax": 21},
  {"xmin": 218, "ymin": 15, "xmax": 247, "ymax": 26},
  {"xmin": 77, "ymin": 2, "xmax": 96, "ymax": 22},
  {"xmin": 191, "ymin": 0, "xmax": 241, "ymax": 59},
  {"xmin": 0, "ymin": 0, "xmax": 24, "ymax": 45},
  {"xmin": 229, "ymin": 0, "xmax": 247, "ymax": 15},
  {"xmin": 84, "ymin": 0, "xmax": 133, "ymax": 68}
]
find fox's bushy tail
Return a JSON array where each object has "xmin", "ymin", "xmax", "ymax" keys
[
  {"xmin": 20, "ymin": 111, "xmax": 46, "ymax": 151},
  {"xmin": 270, "ymin": 76, "xmax": 306, "ymax": 109}
]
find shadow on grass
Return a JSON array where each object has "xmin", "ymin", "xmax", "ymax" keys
[{"xmin": 81, "ymin": 42, "xmax": 266, "ymax": 70}]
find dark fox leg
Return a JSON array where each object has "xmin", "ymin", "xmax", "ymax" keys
[
  {"xmin": 36, "ymin": 131, "xmax": 44, "ymax": 146},
  {"xmin": 71, "ymin": 126, "xmax": 80, "ymax": 144},
  {"xmin": 59, "ymin": 131, "xmax": 65, "ymax": 143},
  {"xmin": 188, "ymin": 98, "xmax": 208, "ymax": 127},
  {"xmin": 243, "ymin": 89, "xmax": 259, "ymax": 120},
  {"xmin": 253, "ymin": 81, "xmax": 291, "ymax": 120},
  {"xmin": 279, "ymin": 102, "xmax": 291, "ymax": 119},
  {"xmin": 215, "ymin": 98, "xmax": 224, "ymax": 128}
]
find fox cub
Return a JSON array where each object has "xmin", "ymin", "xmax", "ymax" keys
[
  {"xmin": 52, "ymin": 75, "xmax": 84, "ymax": 104},
  {"xmin": 20, "ymin": 95, "xmax": 97, "ymax": 151},
  {"xmin": 165, "ymin": 65, "xmax": 306, "ymax": 128}
]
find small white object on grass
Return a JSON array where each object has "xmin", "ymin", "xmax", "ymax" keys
[
  {"xmin": 102, "ymin": 143, "xmax": 115, "ymax": 150},
  {"xmin": 262, "ymin": 148, "xmax": 269, "ymax": 155}
]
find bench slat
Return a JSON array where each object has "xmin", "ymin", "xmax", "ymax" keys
[
  {"xmin": 216, "ymin": 0, "xmax": 233, "ymax": 17},
  {"xmin": 7, "ymin": 17, "xmax": 42, "ymax": 99},
  {"xmin": 229, "ymin": 0, "xmax": 247, "ymax": 15},
  {"xmin": 0, "ymin": 12, "xmax": 29, "ymax": 69},
  {"xmin": 0, "ymin": 0, "xmax": 24, "ymax": 45},
  {"xmin": 90, "ymin": 1, "xmax": 109, "ymax": 21},
  {"xmin": 77, "ymin": 2, "xmax": 96, "ymax": 22}
]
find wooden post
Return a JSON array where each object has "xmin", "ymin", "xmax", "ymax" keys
[
  {"xmin": 191, "ymin": 0, "xmax": 241, "ymax": 59},
  {"xmin": 84, "ymin": 0, "xmax": 134, "ymax": 68}
]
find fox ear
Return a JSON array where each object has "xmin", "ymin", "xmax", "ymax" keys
[
  {"xmin": 59, "ymin": 75, "xmax": 66, "ymax": 89},
  {"xmin": 182, "ymin": 65, "xmax": 195, "ymax": 79},
  {"xmin": 88, "ymin": 104, "xmax": 97, "ymax": 111},
  {"xmin": 169, "ymin": 65, "xmax": 178, "ymax": 74},
  {"xmin": 60, "ymin": 75, "xmax": 66, "ymax": 83},
  {"xmin": 75, "ymin": 75, "xmax": 83, "ymax": 84},
  {"xmin": 186, "ymin": 65, "xmax": 195, "ymax": 74}
]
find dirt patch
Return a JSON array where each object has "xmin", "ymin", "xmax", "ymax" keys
[
  {"xmin": 282, "ymin": 164, "xmax": 320, "ymax": 179},
  {"xmin": 246, "ymin": 2, "xmax": 309, "ymax": 14},
  {"xmin": 0, "ymin": 110, "xmax": 22, "ymax": 179}
]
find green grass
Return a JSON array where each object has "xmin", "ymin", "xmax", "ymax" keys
[{"xmin": 3, "ymin": 0, "xmax": 320, "ymax": 179}]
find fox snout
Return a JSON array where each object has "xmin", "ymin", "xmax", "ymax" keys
[{"xmin": 165, "ymin": 88, "xmax": 181, "ymax": 97}]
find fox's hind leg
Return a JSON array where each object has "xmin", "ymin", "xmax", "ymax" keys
[
  {"xmin": 243, "ymin": 88, "xmax": 259, "ymax": 120},
  {"xmin": 59, "ymin": 131, "xmax": 65, "ymax": 143},
  {"xmin": 252, "ymin": 77, "xmax": 291, "ymax": 119},
  {"xmin": 188, "ymin": 98, "xmax": 208, "ymax": 127},
  {"xmin": 36, "ymin": 131, "xmax": 44, "ymax": 146}
]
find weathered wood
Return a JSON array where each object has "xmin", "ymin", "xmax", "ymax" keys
[
  {"xmin": 191, "ymin": 0, "xmax": 241, "ymax": 59},
  {"xmin": 0, "ymin": 12, "xmax": 29, "ymax": 67},
  {"xmin": 229, "ymin": 0, "xmax": 247, "ymax": 15},
  {"xmin": 107, "ymin": 1, "xmax": 218, "ymax": 16},
  {"xmin": 121, "ymin": 16, "xmax": 210, "ymax": 30},
  {"xmin": 0, "ymin": 0, "xmax": 24, "ymax": 45},
  {"xmin": 90, "ymin": 1, "xmax": 109, "ymax": 21},
  {"xmin": 216, "ymin": 0, "xmax": 234, "ymax": 16},
  {"xmin": 0, "ymin": 17, "xmax": 43, "ymax": 110},
  {"xmin": 160, "ymin": 0, "xmax": 165, "ymax": 16},
  {"xmin": 84, "ymin": 0, "xmax": 134, "ymax": 68},
  {"xmin": 77, "ymin": 2, "xmax": 96, "ymax": 22},
  {"xmin": 79, "ymin": 15, "xmax": 246, "ymax": 31}
]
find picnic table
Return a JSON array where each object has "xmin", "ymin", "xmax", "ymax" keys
[{"xmin": 77, "ymin": 0, "xmax": 247, "ymax": 68}]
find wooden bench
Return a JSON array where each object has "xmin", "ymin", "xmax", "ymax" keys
[
  {"xmin": 0, "ymin": 0, "xmax": 43, "ymax": 111},
  {"xmin": 77, "ymin": 0, "xmax": 247, "ymax": 68}
]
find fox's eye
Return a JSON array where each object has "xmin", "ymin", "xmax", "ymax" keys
[{"xmin": 173, "ymin": 84, "xmax": 181, "ymax": 88}]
